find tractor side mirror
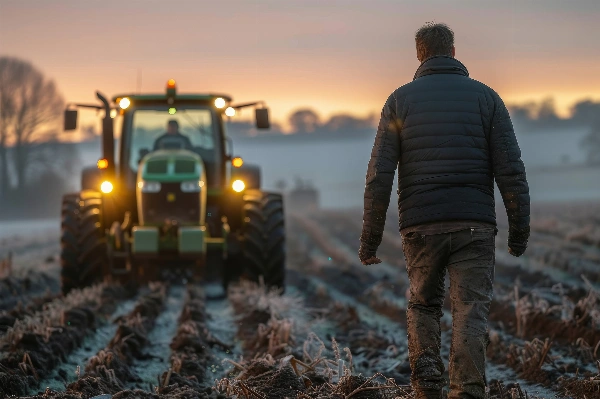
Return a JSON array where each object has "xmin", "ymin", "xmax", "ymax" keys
[
  {"xmin": 64, "ymin": 109, "xmax": 78, "ymax": 131},
  {"xmin": 255, "ymin": 108, "xmax": 270, "ymax": 129}
]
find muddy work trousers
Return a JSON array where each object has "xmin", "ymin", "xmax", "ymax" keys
[{"xmin": 401, "ymin": 227, "xmax": 496, "ymax": 399}]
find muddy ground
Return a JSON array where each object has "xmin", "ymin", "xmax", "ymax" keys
[{"xmin": 0, "ymin": 201, "xmax": 599, "ymax": 398}]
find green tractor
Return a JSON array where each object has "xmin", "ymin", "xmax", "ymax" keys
[{"xmin": 60, "ymin": 80, "xmax": 285, "ymax": 294}]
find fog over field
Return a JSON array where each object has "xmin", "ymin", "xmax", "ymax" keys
[{"xmin": 69, "ymin": 126, "xmax": 599, "ymax": 210}]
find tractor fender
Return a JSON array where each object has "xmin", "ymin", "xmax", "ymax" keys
[{"xmin": 231, "ymin": 163, "xmax": 261, "ymax": 190}]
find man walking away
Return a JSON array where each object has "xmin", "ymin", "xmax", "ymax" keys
[{"xmin": 358, "ymin": 22, "xmax": 530, "ymax": 399}]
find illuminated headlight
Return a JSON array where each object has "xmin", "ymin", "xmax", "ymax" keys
[
  {"xmin": 100, "ymin": 181, "xmax": 113, "ymax": 194},
  {"xmin": 138, "ymin": 180, "xmax": 161, "ymax": 193},
  {"xmin": 181, "ymin": 180, "xmax": 203, "ymax": 193},
  {"xmin": 232, "ymin": 179, "xmax": 245, "ymax": 192},
  {"xmin": 119, "ymin": 97, "xmax": 130, "ymax": 109}
]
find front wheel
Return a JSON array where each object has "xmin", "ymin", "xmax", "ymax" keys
[{"xmin": 225, "ymin": 190, "xmax": 286, "ymax": 292}]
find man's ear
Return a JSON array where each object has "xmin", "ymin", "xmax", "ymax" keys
[{"xmin": 451, "ymin": 46, "xmax": 456, "ymax": 57}]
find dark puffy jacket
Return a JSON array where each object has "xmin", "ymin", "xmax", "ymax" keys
[{"xmin": 360, "ymin": 56, "xmax": 530, "ymax": 252}]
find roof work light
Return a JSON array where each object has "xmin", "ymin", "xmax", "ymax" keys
[
  {"xmin": 166, "ymin": 79, "xmax": 176, "ymax": 100},
  {"xmin": 214, "ymin": 97, "xmax": 226, "ymax": 109},
  {"xmin": 119, "ymin": 97, "xmax": 130, "ymax": 109}
]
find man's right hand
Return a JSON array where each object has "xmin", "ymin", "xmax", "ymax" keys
[
  {"xmin": 507, "ymin": 226, "xmax": 529, "ymax": 257},
  {"xmin": 358, "ymin": 242, "xmax": 382, "ymax": 265}
]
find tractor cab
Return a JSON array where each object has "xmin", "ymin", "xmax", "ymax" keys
[
  {"xmin": 114, "ymin": 88, "xmax": 234, "ymax": 191},
  {"xmin": 60, "ymin": 80, "xmax": 285, "ymax": 294}
]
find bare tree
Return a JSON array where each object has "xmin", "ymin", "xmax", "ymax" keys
[
  {"xmin": 0, "ymin": 61, "xmax": 16, "ymax": 199},
  {"xmin": 0, "ymin": 56, "xmax": 64, "ymax": 196},
  {"xmin": 288, "ymin": 109, "xmax": 320, "ymax": 133}
]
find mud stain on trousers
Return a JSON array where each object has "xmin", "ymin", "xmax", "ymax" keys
[{"xmin": 401, "ymin": 227, "xmax": 496, "ymax": 399}]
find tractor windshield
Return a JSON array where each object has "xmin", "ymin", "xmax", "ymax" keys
[
  {"xmin": 127, "ymin": 107, "xmax": 217, "ymax": 172},
  {"xmin": 120, "ymin": 106, "xmax": 223, "ymax": 188}
]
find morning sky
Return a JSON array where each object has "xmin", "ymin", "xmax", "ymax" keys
[{"xmin": 1, "ymin": 0, "xmax": 599, "ymax": 132}]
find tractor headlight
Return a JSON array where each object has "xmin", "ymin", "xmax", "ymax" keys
[
  {"xmin": 138, "ymin": 180, "xmax": 161, "ymax": 193},
  {"xmin": 232, "ymin": 179, "xmax": 245, "ymax": 193},
  {"xmin": 181, "ymin": 180, "xmax": 203, "ymax": 193},
  {"xmin": 100, "ymin": 181, "xmax": 113, "ymax": 194}
]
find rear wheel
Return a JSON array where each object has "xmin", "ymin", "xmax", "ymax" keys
[
  {"xmin": 60, "ymin": 192, "xmax": 107, "ymax": 294},
  {"xmin": 225, "ymin": 190, "xmax": 286, "ymax": 292}
]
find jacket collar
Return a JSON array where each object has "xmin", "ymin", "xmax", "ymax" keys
[{"xmin": 413, "ymin": 56, "xmax": 469, "ymax": 80}]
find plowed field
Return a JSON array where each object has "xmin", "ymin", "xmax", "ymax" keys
[{"xmin": 1, "ymin": 202, "xmax": 599, "ymax": 398}]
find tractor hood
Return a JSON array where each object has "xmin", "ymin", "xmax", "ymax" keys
[
  {"xmin": 139, "ymin": 149, "xmax": 205, "ymax": 183},
  {"xmin": 136, "ymin": 149, "xmax": 207, "ymax": 227}
]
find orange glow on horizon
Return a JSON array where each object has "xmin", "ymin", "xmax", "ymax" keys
[{"xmin": 3, "ymin": 1, "xmax": 597, "ymax": 138}]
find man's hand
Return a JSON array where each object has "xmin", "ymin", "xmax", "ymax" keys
[
  {"xmin": 508, "ymin": 226, "xmax": 529, "ymax": 257},
  {"xmin": 358, "ymin": 243, "xmax": 382, "ymax": 265},
  {"xmin": 361, "ymin": 256, "xmax": 382, "ymax": 265},
  {"xmin": 508, "ymin": 243, "xmax": 526, "ymax": 257}
]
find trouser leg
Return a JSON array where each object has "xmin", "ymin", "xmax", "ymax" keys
[
  {"xmin": 447, "ymin": 228, "xmax": 496, "ymax": 399},
  {"xmin": 402, "ymin": 232, "xmax": 449, "ymax": 398}
]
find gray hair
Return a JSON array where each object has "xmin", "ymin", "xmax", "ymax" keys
[{"xmin": 415, "ymin": 22, "xmax": 454, "ymax": 62}]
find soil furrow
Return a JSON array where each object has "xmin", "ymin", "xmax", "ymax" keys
[
  {"xmin": 293, "ymin": 214, "xmax": 405, "ymax": 283},
  {"xmin": 131, "ymin": 284, "xmax": 186, "ymax": 389},
  {"xmin": 154, "ymin": 283, "xmax": 233, "ymax": 397},
  {"xmin": 203, "ymin": 283, "xmax": 240, "ymax": 382},
  {"xmin": 0, "ymin": 283, "xmax": 132, "ymax": 397},
  {"xmin": 312, "ymin": 210, "xmax": 572, "ymax": 299},
  {"xmin": 311, "ymin": 211, "xmax": 600, "ymax": 354},
  {"xmin": 17, "ymin": 284, "xmax": 233, "ymax": 399},
  {"xmin": 216, "ymin": 281, "xmax": 413, "ymax": 398},
  {"xmin": 76, "ymin": 282, "xmax": 167, "ymax": 392},
  {"xmin": 290, "ymin": 216, "xmax": 408, "ymax": 296},
  {"xmin": 38, "ymin": 293, "xmax": 140, "ymax": 390},
  {"xmin": 287, "ymin": 269, "xmax": 411, "ymax": 385},
  {"xmin": 0, "ymin": 269, "xmax": 60, "ymax": 312},
  {"xmin": 0, "ymin": 292, "xmax": 62, "ymax": 335},
  {"xmin": 486, "ymin": 328, "xmax": 600, "ymax": 396}
]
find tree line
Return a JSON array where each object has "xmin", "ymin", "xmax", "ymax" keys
[
  {"xmin": 0, "ymin": 56, "xmax": 78, "ymax": 219},
  {"xmin": 227, "ymin": 101, "xmax": 600, "ymax": 165}
]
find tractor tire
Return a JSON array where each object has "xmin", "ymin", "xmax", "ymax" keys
[
  {"xmin": 60, "ymin": 192, "xmax": 106, "ymax": 294},
  {"xmin": 225, "ymin": 190, "xmax": 286, "ymax": 292}
]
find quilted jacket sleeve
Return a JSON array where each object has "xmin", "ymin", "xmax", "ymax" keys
[
  {"xmin": 489, "ymin": 94, "xmax": 531, "ymax": 243},
  {"xmin": 359, "ymin": 94, "xmax": 400, "ymax": 257}
]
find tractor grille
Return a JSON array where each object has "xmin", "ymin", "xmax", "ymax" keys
[
  {"xmin": 141, "ymin": 182, "xmax": 200, "ymax": 225},
  {"xmin": 174, "ymin": 160, "xmax": 195, "ymax": 174},
  {"xmin": 146, "ymin": 160, "xmax": 168, "ymax": 174}
]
